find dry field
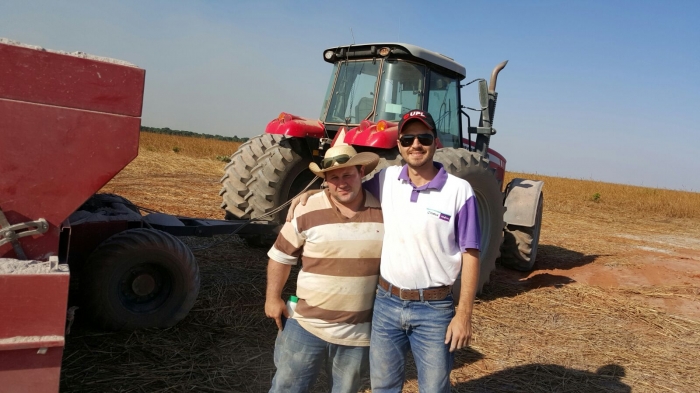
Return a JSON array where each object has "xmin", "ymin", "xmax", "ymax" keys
[{"xmin": 60, "ymin": 133, "xmax": 700, "ymax": 392}]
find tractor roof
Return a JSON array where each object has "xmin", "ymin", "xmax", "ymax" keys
[{"xmin": 323, "ymin": 43, "xmax": 466, "ymax": 80}]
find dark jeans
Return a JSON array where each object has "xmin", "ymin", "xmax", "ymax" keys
[
  {"xmin": 370, "ymin": 285, "xmax": 455, "ymax": 393},
  {"xmin": 269, "ymin": 318, "xmax": 369, "ymax": 393}
]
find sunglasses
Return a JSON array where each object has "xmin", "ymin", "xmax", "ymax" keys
[
  {"xmin": 398, "ymin": 133, "xmax": 435, "ymax": 147},
  {"xmin": 321, "ymin": 154, "xmax": 351, "ymax": 169}
]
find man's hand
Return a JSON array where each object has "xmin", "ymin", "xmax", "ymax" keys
[
  {"xmin": 444, "ymin": 312, "xmax": 472, "ymax": 352},
  {"xmin": 285, "ymin": 189, "xmax": 322, "ymax": 222},
  {"xmin": 265, "ymin": 297, "xmax": 289, "ymax": 331}
]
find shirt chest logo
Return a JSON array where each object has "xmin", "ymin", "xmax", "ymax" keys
[{"xmin": 427, "ymin": 208, "xmax": 451, "ymax": 222}]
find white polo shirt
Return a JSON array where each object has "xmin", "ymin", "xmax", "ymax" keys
[{"xmin": 364, "ymin": 163, "xmax": 481, "ymax": 289}]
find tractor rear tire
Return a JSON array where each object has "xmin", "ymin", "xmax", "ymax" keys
[
  {"xmin": 220, "ymin": 134, "xmax": 283, "ymax": 219},
  {"xmin": 500, "ymin": 193, "xmax": 543, "ymax": 271},
  {"xmin": 242, "ymin": 140, "xmax": 322, "ymax": 246},
  {"xmin": 367, "ymin": 148, "xmax": 404, "ymax": 178},
  {"xmin": 81, "ymin": 228, "xmax": 200, "ymax": 330},
  {"xmin": 434, "ymin": 148, "xmax": 505, "ymax": 293}
]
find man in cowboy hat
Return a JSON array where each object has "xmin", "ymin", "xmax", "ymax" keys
[{"xmin": 265, "ymin": 145, "xmax": 384, "ymax": 393}]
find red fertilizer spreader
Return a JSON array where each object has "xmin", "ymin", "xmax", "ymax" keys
[
  {"xmin": 0, "ymin": 39, "xmax": 144, "ymax": 393},
  {"xmin": 0, "ymin": 39, "xmax": 278, "ymax": 393}
]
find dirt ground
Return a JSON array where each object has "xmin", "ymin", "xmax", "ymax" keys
[
  {"xmin": 58, "ymin": 147, "xmax": 700, "ymax": 392},
  {"xmin": 517, "ymin": 210, "xmax": 700, "ymax": 321}
]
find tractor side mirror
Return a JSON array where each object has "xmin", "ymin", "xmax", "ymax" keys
[{"xmin": 478, "ymin": 79, "xmax": 489, "ymax": 109}]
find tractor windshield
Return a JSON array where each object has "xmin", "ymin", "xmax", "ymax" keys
[
  {"xmin": 322, "ymin": 59, "xmax": 427, "ymax": 125},
  {"xmin": 375, "ymin": 60, "xmax": 426, "ymax": 122},
  {"xmin": 324, "ymin": 60, "xmax": 380, "ymax": 124}
]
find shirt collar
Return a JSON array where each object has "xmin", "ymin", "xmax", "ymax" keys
[{"xmin": 398, "ymin": 162, "xmax": 448, "ymax": 191}]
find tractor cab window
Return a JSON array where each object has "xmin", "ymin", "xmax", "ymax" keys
[
  {"xmin": 376, "ymin": 60, "xmax": 426, "ymax": 122},
  {"xmin": 324, "ymin": 61, "xmax": 380, "ymax": 124},
  {"xmin": 427, "ymin": 72, "xmax": 460, "ymax": 148},
  {"xmin": 320, "ymin": 63, "xmax": 339, "ymax": 118}
]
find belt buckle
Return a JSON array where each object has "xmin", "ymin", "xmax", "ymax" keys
[{"xmin": 399, "ymin": 288, "xmax": 411, "ymax": 300}]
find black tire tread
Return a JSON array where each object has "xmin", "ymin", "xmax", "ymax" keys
[
  {"xmin": 220, "ymin": 134, "xmax": 283, "ymax": 219},
  {"xmin": 82, "ymin": 228, "xmax": 199, "ymax": 330},
  {"xmin": 367, "ymin": 148, "xmax": 404, "ymax": 179},
  {"xmin": 434, "ymin": 148, "xmax": 505, "ymax": 292},
  {"xmin": 500, "ymin": 193, "xmax": 543, "ymax": 271},
  {"xmin": 244, "ymin": 140, "xmax": 311, "ymax": 221}
]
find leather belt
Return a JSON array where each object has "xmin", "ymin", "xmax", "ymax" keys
[{"xmin": 378, "ymin": 276, "xmax": 452, "ymax": 301}]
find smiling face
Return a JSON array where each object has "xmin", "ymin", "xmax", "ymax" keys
[
  {"xmin": 398, "ymin": 120, "xmax": 437, "ymax": 170},
  {"xmin": 325, "ymin": 165, "xmax": 365, "ymax": 206}
]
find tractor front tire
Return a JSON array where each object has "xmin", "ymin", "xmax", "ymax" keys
[
  {"xmin": 500, "ymin": 193, "xmax": 544, "ymax": 271},
  {"xmin": 220, "ymin": 134, "xmax": 283, "ymax": 219},
  {"xmin": 434, "ymin": 148, "xmax": 505, "ymax": 293},
  {"xmin": 81, "ymin": 228, "xmax": 200, "ymax": 330},
  {"xmin": 242, "ymin": 140, "xmax": 322, "ymax": 246}
]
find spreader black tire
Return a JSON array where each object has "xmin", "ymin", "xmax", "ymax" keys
[
  {"xmin": 81, "ymin": 228, "xmax": 200, "ymax": 330},
  {"xmin": 500, "ymin": 193, "xmax": 543, "ymax": 271},
  {"xmin": 220, "ymin": 134, "xmax": 283, "ymax": 219},
  {"xmin": 78, "ymin": 193, "xmax": 141, "ymax": 215},
  {"xmin": 434, "ymin": 148, "xmax": 505, "ymax": 292}
]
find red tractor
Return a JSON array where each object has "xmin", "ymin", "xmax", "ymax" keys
[{"xmin": 220, "ymin": 43, "xmax": 544, "ymax": 290}]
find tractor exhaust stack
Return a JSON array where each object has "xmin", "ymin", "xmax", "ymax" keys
[{"xmin": 476, "ymin": 60, "xmax": 508, "ymax": 157}]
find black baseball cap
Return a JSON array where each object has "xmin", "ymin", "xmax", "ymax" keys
[{"xmin": 398, "ymin": 110, "xmax": 436, "ymax": 134}]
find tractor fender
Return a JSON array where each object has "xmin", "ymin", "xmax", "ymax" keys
[
  {"xmin": 344, "ymin": 120, "xmax": 399, "ymax": 149},
  {"xmin": 345, "ymin": 127, "xmax": 398, "ymax": 148},
  {"xmin": 503, "ymin": 178, "xmax": 544, "ymax": 227},
  {"xmin": 265, "ymin": 115, "xmax": 325, "ymax": 138}
]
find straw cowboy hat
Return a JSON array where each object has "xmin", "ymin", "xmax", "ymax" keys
[{"xmin": 309, "ymin": 145, "xmax": 379, "ymax": 179}]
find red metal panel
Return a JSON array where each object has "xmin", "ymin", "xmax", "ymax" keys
[
  {"xmin": 0, "ymin": 98, "xmax": 140, "ymax": 260},
  {"xmin": 0, "ymin": 269, "xmax": 68, "ymax": 393},
  {"xmin": 265, "ymin": 116, "xmax": 325, "ymax": 138},
  {"xmin": 0, "ymin": 273, "xmax": 70, "ymax": 338},
  {"xmin": 0, "ymin": 42, "xmax": 145, "ymax": 117},
  {"xmin": 0, "ymin": 346, "xmax": 63, "ymax": 393},
  {"xmin": 345, "ymin": 124, "xmax": 399, "ymax": 149}
]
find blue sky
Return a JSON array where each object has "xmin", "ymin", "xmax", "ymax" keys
[{"xmin": 2, "ymin": 1, "xmax": 699, "ymax": 191}]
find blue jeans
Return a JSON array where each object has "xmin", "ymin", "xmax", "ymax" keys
[
  {"xmin": 370, "ymin": 285, "xmax": 455, "ymax": 393},
  {"xmin": 269, "ymin": 318, "xmax": 369, "ymax": 393}
]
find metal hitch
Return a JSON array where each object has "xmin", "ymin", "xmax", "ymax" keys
[{"xmin": 0, "ymin": 208, "xmax": 49, "ymax": 259}]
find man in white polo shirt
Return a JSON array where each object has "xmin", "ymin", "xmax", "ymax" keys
[{"xmin": 362, "ymin": 110, "xmax": 481, "ymax": 392}]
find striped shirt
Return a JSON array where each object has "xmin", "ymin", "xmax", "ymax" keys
[{"xmin": 267, "ymin": 189, "xmax": 384, "ymax": 346}]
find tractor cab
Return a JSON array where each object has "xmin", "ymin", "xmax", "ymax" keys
[{"xmin": 319, "ymin": 43, "xmax": 467, "ymax": 149}]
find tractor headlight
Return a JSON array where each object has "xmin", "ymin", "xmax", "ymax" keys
[{"xmin": 324, "ymin": 50, "xmax": 334, "ymax": 60}]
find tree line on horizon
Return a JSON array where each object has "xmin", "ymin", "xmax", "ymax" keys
[{"xmin": 141, "ymin": 126, "xmax": 249, "ymax": 143}]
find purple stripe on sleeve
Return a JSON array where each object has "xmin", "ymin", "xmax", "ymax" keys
[
  {"xmin": 455, "ymin": 195, "xmax": 481, "ymax": 251},
  {"xmin": 363, "ymin": 169, "xmax": 384, "ymax": 202}
]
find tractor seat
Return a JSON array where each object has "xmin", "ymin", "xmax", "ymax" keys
[{"xmin": 355, "ymin": 97, "xmax": 373, "ymax": 122}]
